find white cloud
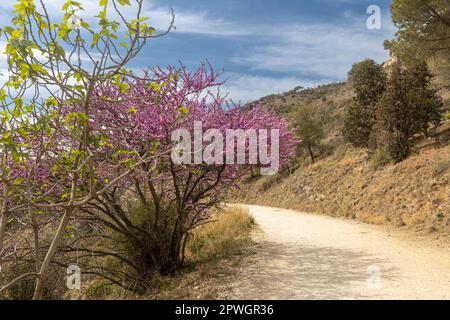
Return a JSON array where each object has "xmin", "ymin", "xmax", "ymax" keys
[
  {"xmin": 222, "ymin": 73, "xmax": 326, "ymax": 104},
  {"xmin": 0, "ymin": 1, "xmax": 398, "ymax": 102},
  {"xmin": 0, "ymin": 69, "xmax": 8, "ymax": 85},
  {"xmin": 0, "ymin": 0, "xmax": 251, "ymax": 36},
  {"xmin": 145, "ymin": 6, "xmax": 252, "ymax": 36},
  {"xmin": 232, "ymin": 19, "xmax": 396, "ymax": 80}
]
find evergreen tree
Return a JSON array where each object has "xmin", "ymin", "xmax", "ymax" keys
[
  {"xmin": 295, "ymin": 105, "xmax": 324, "ymax": 163},
  {"xmin": 387, "ymin": 0, "xmax": 450, "ymax": 87},
  {"xmin": 376, "ymin": 61, "xmax": 443, "ymax": 162},
  {"xmin": 403, "ymin": 59, "xmax": 444, "ymax": 138},
  {"xmin": 343, "ymin": 59, "xmax": 387, "ymax": 147},
  {"xmin": 376, "ymin": 63, "xmax": 413, "ymax": 162}
]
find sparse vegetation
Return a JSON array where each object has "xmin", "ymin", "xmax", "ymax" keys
[
  {"xmin": 236, "ymin": 49, "xmax": 450, "ymax": 241},
  {"xmin": 294, "ymin": 105, "xmax": 324, "ymax": 163},
  {"xmin": 234, "ymin": 142, "xmax": 450, "ymax": 239},
  {"xmin": 370, "ymin": 148, "xmax": 390, "ymax": 170},
  {"xmin": 376, "ymin": 61, "xmax": 444, "ymax": 162},
  {"xmin": 433, "ymin": 159, "xmax": 450, "ymax": 177},
  {"xmin": 187, "ymin": 207, "xmax": 255, "ymax": 263},
  {"xmin": 83, "ymin": 206, "xmax": 256, "ymax": 300},
  {"xmin": 0, "ymin": 1, "xmax": 295, "ymax": 300}
]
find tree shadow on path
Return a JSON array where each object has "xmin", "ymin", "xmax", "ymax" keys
[{"xmin": 231, "ymin": 241, "xmax": 398, "ymax": 300}]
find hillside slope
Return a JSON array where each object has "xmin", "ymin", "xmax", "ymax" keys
[{"xmin": 233, "ymin": 82, "xmax": 450, "ymax": 241}]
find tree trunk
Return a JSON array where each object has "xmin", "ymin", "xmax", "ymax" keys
[
  {"xmin": 31, "ymin": 207, "xmax": 41, "ymax": 272},
  {"xmin": 308, "ymin": 144, "xmax": 315, "ymax": 164},
  {"xmin": 33, "ymin": 207, "xmax": 73, "ymax": 300},
  {"xmin": 0, "ymin": 213, "xmax": 8, "ymax": 256},
  {"xmin": 0, "ymin": 187, "xmax": 9, "ymax": 256}
]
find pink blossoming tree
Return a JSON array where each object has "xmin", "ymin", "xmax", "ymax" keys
[{"xmin": 0, "ymin": 0, "xmax": 296, "ymax": 298}]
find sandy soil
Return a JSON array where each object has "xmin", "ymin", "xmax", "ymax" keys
[{"xmin": 229, "ymin": 205, "xmax": 450, "ymax": 300}]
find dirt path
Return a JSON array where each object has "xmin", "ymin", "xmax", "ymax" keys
[{"xmin": 229, "ymin": 205, "xmax": 450, "ymax": 300}]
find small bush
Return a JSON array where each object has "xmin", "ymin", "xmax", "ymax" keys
[
  {"xmin": 258, "ymin": 174, "xmax": 283, "ymax": 192},
  {"xmin": 370, "ymin": 148, "xmax": 390, "ymax": 170},
  {"xmin": 433, "ymin": 159, "xmax": 450, "ymax": 177},
  {"xmin": 186, "ymin": 207, "xmax": 255, "ymax": 262},
  {"xmin": 83, "ymin": 205, "xmax": 256, "ymax": 299},
  {"xmin": 333, "ymin": 143, "xmax": 351, "ymax": 160},
  {"xmin": 0, "ymin": 262, "xmax": 65, "ymax": 300}
]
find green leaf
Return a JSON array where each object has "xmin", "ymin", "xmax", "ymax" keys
[
  {"xmin": 65, "ymin": 111, "xmax": 89, "ymax": 125},
  {"xmin": 119, "ymin": 82, "xmax": 129, "ymax": 93},
  {"xmin": 80, "ymin": 20, "xmax": 90, "ymax": 30},
  {"xmin": 0, "ymin": 89, "xmax": 7, "ymax": 101},
  {"xmin": 62, "ymin": 1, "xmax": 72, "ymax": 11},
  {"xmin": 117, "ymin": 0, "xmax": 131, "ymax": 5},
  {"xmin": 151, "ymin": 82, "xmax": 160, "ymax": 92},
  {"xmin": 127, "ymin": 106, "xmax": 138, "ymax": 114},
  {"xmin": 51, "ymin": 164, "xmax": 58, "ymax": 176},
  {"xmin": 91, "ymin": 33, "xmax": 100, "ymax": 48},
  {"xmin": 177, "ymin": 106, "xmax": 189, "ymax": 115},
  {"xmin": 14, "ymin": 97, "xmax": 23, "ymax": 112}
]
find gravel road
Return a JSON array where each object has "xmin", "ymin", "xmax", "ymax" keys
[{"xmin": 229, "ymin": 205, "xmax": 450, "ymax": 300}]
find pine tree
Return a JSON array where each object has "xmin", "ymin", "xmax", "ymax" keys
[
  {"xmin": 343, "ymin": 59, "xmax": 387, "ymax": 147},
  {"xmin": 343, "ymin": 101, "xmax": 374, "ymax": 148},
  {"xmin": 387, "ymin": 0, "xmax": 450, "ymax": 87},
  {"xmin": 403, "ymin": 59, "xmax": 444, "ymax": 138},
  {"xmin": 376, "ymin": 61, "xmax": 444, "ymax": 162},
  {"xmin": 376, "ymin": 63, "xmax": 413, "ymax": 162},
  {"xmin": 295, "ymin": 105, "xmax": 324, "ymax": 163}
]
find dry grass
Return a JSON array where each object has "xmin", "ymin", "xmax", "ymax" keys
[
  {"xmin": 432, "ymin": 158, "xmax": 450, "ymax": 177},
  {"xmin": 146, "ymin": 206, "xmax": 256, "ymax": 300},
  {"xmin": 233, "ymin": 79, "xmax": 450, "ymax": 242},
  {"xmin": 233, "ymin": 142, "xmax": 450, "ymax": 241},
  {"xmin": 186, "ymin": 206, "xmax": 256, "ymax": 263},
  {"xmin": 82, "ymin": 206, "xmax": 256, "ymax": 300}
]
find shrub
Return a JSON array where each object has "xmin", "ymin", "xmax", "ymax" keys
[
  {"xmin": 84, "ymin": 206, "xmax": 256, "ymax": 299},
  {"xmin": 370, "ymin": 148, "xmax": 390, "ymax": 170},
  {"xmin": 333, "ymin": 143, "xmax": 351, "ymax": 160},
  {"xmin": 432, "ymin": 159, "xmax": 450, "ymax": 177},
  {"xmin": 91, "ymin": 199, "xmax": 188, "ymax": 293},
  {"xmin": 186, "ymin": 207, "xmax": 255, "ymax": 262},
  {"xmin": 258, "ymin": 174, "xmax": 283, "ymax": 192}
]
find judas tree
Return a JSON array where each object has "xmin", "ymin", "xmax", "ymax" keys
[
  {"xmin": 61, "ymin": 65, "xmax": 296, "ymax": 292},
  {"xmin": 0, "ymin": 1, "xmax": 296, "ymax": 298},
  {"xmin": 0, "ymin": 0, "xmax": 174, "ymax": 299}
]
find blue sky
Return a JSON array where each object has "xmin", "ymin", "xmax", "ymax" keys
[{"xmin": 0, "ymin": 0, "xmax": 396, "ymax": 103}]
